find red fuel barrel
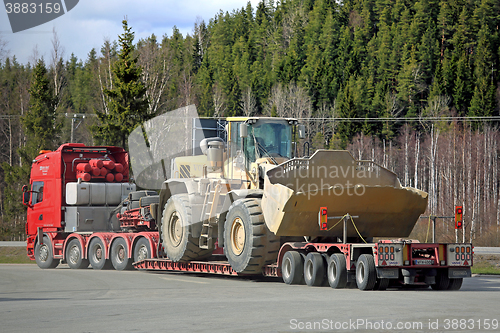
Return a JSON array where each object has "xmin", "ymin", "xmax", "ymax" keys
[
  {"xmin": 76, "ymin": 163, "xmax": 91, "ymax": 173},
  {"xmin": 89, "ymin": 159, "xmax": 104, "ymax": 169},
  {"xmin": 114, "ymin": 163, "xmax": 124, "ymax": 173},
  {"xmin": 114, "ymin": 173, "xmax": 124, "ymax": 182},
  {"xmin": 106, "ymin": 173, "xmax": 115, "ymax": 182},
  {"xmin": 91, "ymin": 167, "xmax": 101, "ymax": 177},
  {"xmin": 77, "ymin": 172, "xmax": 91, "ymax": 182},
  {"xmin": 103, "ymin": 160, "xmax": 115, "ymax": 170}
]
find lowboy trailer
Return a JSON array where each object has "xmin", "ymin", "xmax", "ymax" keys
[{"xmin": 24, "ymin": 116, "xmax": 472, "ymax": 291}]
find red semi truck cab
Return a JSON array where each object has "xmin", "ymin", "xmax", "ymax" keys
[{"xmin": 23, "ymin": 143, "xmax": 133, "ymax": 260}]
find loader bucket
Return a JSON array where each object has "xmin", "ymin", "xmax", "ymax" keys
[{"xmin": 261, "ymin": 150, "xmax": 428, "ymax": 238}]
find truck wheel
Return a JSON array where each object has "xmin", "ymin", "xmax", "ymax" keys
[
  {"xmin": 88, "ymin": 237, "xmax": 112, "ymax": 270},
  {"xmin": 281, "ymin": 251, "xmax": 305, "ymax": 285},
  {"xmin": 134, "ymin": 237, "xmax": 151, "ymax": 263},
  {"xmin": 110, "ymin": 238, "xmax": 134, "ymax": 270},
  {"xmin": 224, "ymin": 198, "xmax": 279, "ymax": 274},
  {"xmin": 66, "ymin": 239, "xmax": 89, "ymax": 269},
  {"xmin": 304, "ymin": 252, "xmax": 325, "ymax": 286},
  {"xmin": 447, "ymin": 278, "xmax": 463, "ymax": 291},
  {"xmin": 356, "ymin": 254, "xmax": 376, "ymax": 290},
  {"xmin": 161, "ymin": 194, "xmax": 211, "ymax": 262},
  {"xmin": 431, "ymin": 269, "xmax": 450, "ymax": 290},
  {"xmin": 35, "ymin": 236, "xmax": 59, "ymax": 269},
  {"xmin": 327, "ymin": 253, "xmax": 347, "ymax": 289}
]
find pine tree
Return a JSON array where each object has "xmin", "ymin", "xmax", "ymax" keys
[
  {"xmin": 92, "ymin": 20, "xmax": 149, "ymax": 149},
  {"xmin": 468, "ymin": 25, "xmax": 496, "ymax": 117},
  {"xmin": 22, "ymin": 60, "xmax": 59, "ymax": 151},
  {"xmin": 1, "ymin": 59, "xmax": 60, "ymax": 239}
]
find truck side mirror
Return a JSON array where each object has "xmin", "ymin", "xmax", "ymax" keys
[
  {"xmin": 22, "ymin": 190, "xmax": 30, "ymax": 206},
  {"xmin": 240, "ymin": 123, "xmax": 248, "ymax": 138},
  {"xmin": 298, "ymin": 124, "xmax": 306, "ymax": 139}
]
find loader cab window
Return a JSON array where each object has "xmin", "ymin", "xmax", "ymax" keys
[
  {"xmin": 229, "ymin": 121, "xmax": 242, "ymax": 158},
  {"xmin": 31, "ymin": 181, "xmax": 44, "ymax": 205},
  {"xmin": 244, "ymin": 120, "xmax": 292, "ymax": 164}
]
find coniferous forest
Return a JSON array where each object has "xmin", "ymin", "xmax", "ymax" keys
[{"xmin": 1, "ymin": 0, "xmax": 500, "ymax": 244}]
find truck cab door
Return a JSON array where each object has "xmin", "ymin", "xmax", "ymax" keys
[{"xmin": 26, "ymin": 180, "xmax": 57, "ymax": 235}]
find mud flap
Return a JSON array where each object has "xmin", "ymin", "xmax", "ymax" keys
[{"xmin": 37, "ymin": 227, "xmax": 43, "ymax": 245}]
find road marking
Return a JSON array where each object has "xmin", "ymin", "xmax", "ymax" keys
[{"xmin": 159, "ymin": 276, "xmax": 209, "ymax": 284}]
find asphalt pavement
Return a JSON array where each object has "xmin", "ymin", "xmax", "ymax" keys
[{"xmin": 0, "ymin": 264, "xmax": 499, "ymax": 333}]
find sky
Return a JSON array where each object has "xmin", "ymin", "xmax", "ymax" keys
[{"xmin": 0, "ymin": 0, "xmax": 262, "ymax": 65}]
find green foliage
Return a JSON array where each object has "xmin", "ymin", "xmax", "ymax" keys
[
  {"xmin": 1, "ymin": 59, "xmax": 61, "ymax": 237},
  {"xmin": 1, "ymin": 162, "xmax": 29, "ymax": 228},
  {"xmin": 91, "ymin": 20, "xmax": 149, "ymax": 149},
  {"xmin": 1, "ymin": 1, "xmax": 500, "ymax": 239},
  {"xmin": 311, "ymin": 131, "xmax": 326, "ymax": 150},
  {"xmin": 0, "ymin": 247, "xmax": 34, "ymax": 262},
  {"xmin": 22, "ymin": 60, "xmax": 59, "ymax": 151}
]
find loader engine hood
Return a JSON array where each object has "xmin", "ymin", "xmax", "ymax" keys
[{"xmin": 261, "ymin": 150, "xmax": 428, "ymax": 238}]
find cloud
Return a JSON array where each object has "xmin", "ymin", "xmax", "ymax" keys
[{"xmin": 0, "ymin": 0, "xmax": 262, "ymax": 64}]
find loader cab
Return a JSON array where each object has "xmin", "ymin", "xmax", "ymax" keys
[
  {"xmin": 227, "ymin": 117, "xmax": 295, "ymax": 175},
  {"xmin": 243, "ymin": 119, "xmax": 292, "ymax": 162}
]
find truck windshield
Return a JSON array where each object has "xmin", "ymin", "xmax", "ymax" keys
[{"xmin": 244, "ymin": 120, "xmax": 292, "ymax": 164}]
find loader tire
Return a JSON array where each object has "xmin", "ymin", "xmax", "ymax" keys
[
  {"xmin": 35, "ymin": 236, "xmax": 59, "ymax": 269},
  {"xmin": 224, "ymin": 198, "xmax": 279, "ymax": 274},
  {"xmin": 161, "ymin": 194, "xmax": 211, "ymax": 262}
]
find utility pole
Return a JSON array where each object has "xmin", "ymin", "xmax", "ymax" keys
[{"xmin": 66, "ymin": 113, "xmax": 86, "ymax": 143}]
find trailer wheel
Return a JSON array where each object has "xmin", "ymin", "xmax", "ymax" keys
[
  {"xmin": 35, "ymin": 236, "xmax": 59, "ymax": 269},
  {"xmin": 447, "ymin": 278, "xmax": 463, "ymax": 291},
  {"xmin": 88, "ymin": 237, "xmax": 112, "ymax": 270},
  {"xmin": 161, "ymin": 194, "xmax": 211, "ymax": 262},
  {"xmin": 281, "ymin": 251, "xmax": 305, "ymax": 285},
  {"xmin": 374, "ymin": 278, "xmax": 390, "ymax": 291},
  {"xmin": 327, "ymin": 253, "xmax": 347, "ymax": 289},
  {"xmin": 346, "ymin": 281, "xmax": 357, "ymax": 289},
  {"xmin": 134, "ymin": 237, "xmax": 151, "ymax": 263},
  {"xmin": 304, "ymin": 252, "xmax": 326, "ymax": 287},
  {"xmin": 224, "ymin": 198, "xmax": 279, "ymax": 274},
  {"xmin": 110, "ymin": 238, "xmax": 133, "ymax": 270},
  {"xmin": 431, "ymin": 269, "xmax": 450, "ymax": 290},
  {"xmin": 66, "ymin": 239, "xmax": 89, "ymax": 269},
  {"xmin": 356, "ymin": 254, "xmax": 376, "ymax": 290}
]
